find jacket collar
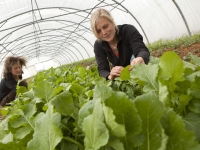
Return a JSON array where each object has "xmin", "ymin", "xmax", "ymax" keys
[{"xmin": 99, "ymin": 32, "xmax": 122, "ymax": 51}]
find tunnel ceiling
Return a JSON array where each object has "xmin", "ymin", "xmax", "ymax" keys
[{"xmin": 0, "ymin": 0, "xmax": 199, "ymax": 67}]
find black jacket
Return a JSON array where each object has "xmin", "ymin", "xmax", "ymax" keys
[
  {"xmin": 0, "ymin": 77, "xmax": 17, "ymax": 102},
  {"xmin": 94, "ymin": 24, "xmax": 150, "ymax": 79}
]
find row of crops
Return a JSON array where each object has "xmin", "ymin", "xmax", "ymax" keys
[{"xmin": 0, "ymin": 51, "xmax": 200, "ymax": 150}]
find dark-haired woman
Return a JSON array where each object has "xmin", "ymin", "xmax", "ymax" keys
[{"xmin": 0, "ymin": 56, "xmax": 28, "ymax": 107}]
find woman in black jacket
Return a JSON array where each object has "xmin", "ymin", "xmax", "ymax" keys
[
  {"xmin": 90, "ymin": 8, "xmax": 150, "ymax": 80},
  {"xmin": 0, "ymin": 56, "xmax": 28, "ymax": 107}
]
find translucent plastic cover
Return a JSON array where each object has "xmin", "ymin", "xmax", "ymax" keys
[{"xmin": 0, "ymin": 0, "xmax": 199, "ymax": 78}]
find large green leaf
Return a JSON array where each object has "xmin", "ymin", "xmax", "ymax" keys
[
  {"xmin": 27, "ymin": 105, "xmax": 63, "ymax": 150},
  {"xmin": 158, "ymin": 51, "xmax": 184, "ymax": 92},
  {"xmin": 135, "ymin": 92, "xmax": 164, "ymax": 150},
  {"xmin": 82, "ymin": 98, "xmax": 109, "ymax": 150},
  {"xmin": 161, "ymin": 109, "xmax": 200, "ymax": 150},
  {"xmin": 51, "ymin": 91, "xmax": 75, "ymax": 116},
  {"xmin": 130, "ymin": 63, "xmax": 159, "ymax": 93},
  {"xmin": 70, "ymin": 83, "xmax": 84, "ymax": 94},
  {"xmin": 105, "ymin": 90, "xmax": 142, "ymax": 149},
  {"xmin": 33, "ymin": 81, "xmax": 54, "ymax": 102},
  {"xmin": 78, "ymin": 100, "xmax": 94, "ymax": 129},
  {"xmin": 103, "ymin": 104, "xmax": 126, "ymax": 137},
  {"xmin": 93, "ymin": 85, "xmax": 113, "ymax": 101}
]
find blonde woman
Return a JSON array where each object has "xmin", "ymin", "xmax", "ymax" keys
[
  {"xmin": 0, "ymin": 56, "xmax": 28, "ymax": 107},
  {"xmin": 90, "ymin": 8, "xmax": 150, "ymax": 80}
]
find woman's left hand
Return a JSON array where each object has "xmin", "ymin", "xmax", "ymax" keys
[{"xmin": 129, "ymin": 57, "xmax": 145, "ymax": 71}]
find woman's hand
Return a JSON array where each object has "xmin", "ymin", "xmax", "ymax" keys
[
  {"xmin": 129, "ymin": 57, "xmax": 145, "ymax": 71},
  {"xmin": 108, "ymin": 66, "xmax": 124, "ymax": 80}
]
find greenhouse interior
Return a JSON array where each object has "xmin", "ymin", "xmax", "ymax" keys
[
  {"xmin": 1, "ymin": 0, "xmax": 200, "ymax": 150},
  {"xmin": 0, "ymin": 0, "xmax": 199, "ymax": 79}
]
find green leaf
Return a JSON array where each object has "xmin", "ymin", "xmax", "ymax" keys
[
  {"xmin": 59, "ymin": 140, "xmax": 78, "ymax": 150},
  {"xmin": 2, "ymin": 132, "xmax": 13, "ymax": 144},
  {"xmin": 188, "ymin": 99, "xmax": 200, "ymax": 114},
  {"xmin": 82, "ymin": 98, "xmax": 109, "ymax": 150},
  {"xmin": 105, "ymin": 90, "xmax": 142, "ymax": 149},
  {"xmin": 157, "ymin": 128, "xmax": 168, "ymax": 150},
  {"xmin": 106, "ymin": 138, "xmax": 124, "ymax": 150},
  {"xmin": 27, "ymin": 105, "xmax": 63, "ymax": 150},
  {"xmin": 16, "ymin": 85, "xmax": 28, "ymax": 96},
  {"xmin": 190, "ymin": 76, "xmax": 200, "ymax": 98},
  {"xmin": 130, "ymin": 63, "xmax": 159, "ymax": 92},
  {"xmin": 158, "ymin": 51, "xmax": 184, "ymax": 92},
  {"xmin": 190, "ymin": 53, "xmax": 200, "ymax": 66},
  {"xmin": 33, "ymin": 81, "xmax": 54, "ymax": 102},
  {"xmin": 103, "ymin": 104, "xmax": 126, "ymax": 137},
  {"xmin": 70, "ymin": 83, "xmax": 84, "ymax": 94},
  {"xmin": 176, "ymin": 94, "xmax": 192, "ymax": 114},
  {"xmin": 10, "ymin": 103, "xmax": 36, "ymax": 129},
  {"xmin": 183, "ymin": 112, "xmax": 200, "ymax": 143},
  {"xmin": 23, "ymin": 89, "xmax": 35, "ymax": 100},
  {"xmin": 161, "ymin": 109, "xmax": 200, "ymax": 150},
  {"xmin": 15, "ymin": 126, "xmax": 32, "ymax": 139},
  {"xmin": 93, "ymin": 85, "xmax": 112, "ymax": 101},
  {"xmin": 78, "ymin": 100, "xmax": 94, "ymax": 129},
  {"xmin": 78, "ymin": 67, "xmax": 86, "ymax": 78},
  {"xmin": 158, "ymin": 82, "xmax": 169, "ymax": 104},
  {"xmin": 135, "ymin": 92, "xmax": 164, "ymax": 150},
  {"xmin": 120, "ymin": 65, "xmax": 131, "ymax": 80},
  {"xmin": 51, "ymin": 91, "xmax": 75, "ymax": 116}
]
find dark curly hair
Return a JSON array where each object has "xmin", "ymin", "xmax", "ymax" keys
[{"xmin": 3, "ymin": 56, "xmax": 27, "ymax": 79}]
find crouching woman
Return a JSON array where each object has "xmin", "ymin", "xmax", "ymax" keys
[{"xmin": 0, "ymin": 56, "xmax": 28, "ymax": 108}]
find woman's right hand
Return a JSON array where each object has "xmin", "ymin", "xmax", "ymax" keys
[{"xmin": 108, "ymin": 66, "xmax": 124, "ymax": 80}]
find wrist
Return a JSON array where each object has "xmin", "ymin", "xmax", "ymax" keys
[{"xmin": 108, "ymin": 74, "xmax": 114, "ymax": 80}]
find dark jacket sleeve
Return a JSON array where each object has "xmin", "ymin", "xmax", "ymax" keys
[
  {"xmin": 124, "ymin": 25, "xmax": 150, "ymax": 64},
  {"xmin": 94, "ymin": 41, "xmax": 111, "ymax": 79}
]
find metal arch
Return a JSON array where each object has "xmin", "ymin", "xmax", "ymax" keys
[
  {"xmin": 0, "ymin": 6, "xmax": 97, "ymax": 26},
  {"xmin": 172, "ymin": 0, "xmax": 191, "ymax": 36},
  {"xmin": 7, "ymin": 40, "xmax": 81, "ymax": 64},
  {"xmin": 3, "ymin": 29, "xmax": 93, "ymax": 48},
  {"xmin": 7, "ymin": 29, "xmax": 93, "ymax": 56},
  {"xmin": 29, "ymin": 44, "xmax": 78, "ymax": 63},
  {"xmin": 40, "ymin": 51, "xmax": 71, "ymax": 65},
  {"xmin": 0, "ymin": 19, "xmax": 92, "ymax": 42},
  {"xmin": 109, "ymin": 0, "xmax": 149, "ymax": 44},
  {"xmin": 0, "ymin": 8, "xmax": 92, "ymax": 33},
  {"xmin": 22, "ymin": 49, "xmax": 68, "ymax": 63},
  {"xmin": 2, "ymin": 29, "xmax": 94, "ymax": 57},
  {"xmin": 0, "ymin": 20, "xmax": 93, "ymax": 59},
  {"xmin": 0, "ymin": 29, "xmax": 91, "ymax": 63},
  {"xmin": 12, "ymin": 44, "xmax": 77, "ymax": 64},
  {"xmin": 8, "ymin": 37, "xmax": 85, "ymax": 61}
]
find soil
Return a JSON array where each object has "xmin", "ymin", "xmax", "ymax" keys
[{"xmin": 151, "ymin": 43, "xmax": 200, "ymax": 60}]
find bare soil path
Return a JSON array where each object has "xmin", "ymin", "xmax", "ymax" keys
[{"xmin": 151, "ymin": 43, "xmax": 200, "ymax": 59}]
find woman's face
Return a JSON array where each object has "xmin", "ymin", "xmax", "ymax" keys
[
  {"xmin": 96, "ymin": 17, "xmax": 116, "ymax": 43},
  {"xmin": 11, "ymin": 63, "xmax": 22, "ymax": 77}
]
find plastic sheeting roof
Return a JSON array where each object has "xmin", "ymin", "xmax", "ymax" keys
[{"xmin": 0, "ymin": 0, "xmax": 200, "ymax": 78}]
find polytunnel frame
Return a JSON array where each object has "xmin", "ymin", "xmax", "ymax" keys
[
  {"xmin": 0, "ymin": 0, "xmax": 192, "ymax": 67},
  {"xmin": 0, "ymin": 18, "xmax": 93, "ymax": 64},
  {"xmin": 0, "ymin": 7, "xmax": 94, "ymax": 65}
]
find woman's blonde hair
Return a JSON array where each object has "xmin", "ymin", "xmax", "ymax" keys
[
  {"xmin": 3, "ymin": 56, "xmax": 27, "ymax": 79},
  {"xmin": 90, "ymin": 8, "xmax": 118, "ymax": 41}
]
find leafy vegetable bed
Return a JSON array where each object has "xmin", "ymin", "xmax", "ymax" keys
[{"xmin": 1, "ymin": 51, "xmax": 200, "ymax": 150}]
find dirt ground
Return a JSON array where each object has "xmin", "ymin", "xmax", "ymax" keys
[{"xmin": 151, "ymin": 43, "xmax": 200, "ymax": 59}]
